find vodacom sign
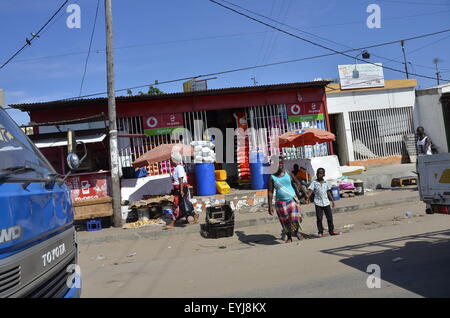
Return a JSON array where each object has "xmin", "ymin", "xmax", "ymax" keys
[
  {"xmin": 143, "ymin": 113, "xmax": 184, "ymax": 136},
  {"xmin": 146, "ymin": 116, "xmax": 158, "ymax": 128},
  {"xmin": 290, "ymin": 104, "xmax": 302, "ymax": 116}
]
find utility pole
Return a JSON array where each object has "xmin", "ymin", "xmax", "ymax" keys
[
  {"xmin": 251, "ymin": 77, "xmax": 258, "ymax": 86},
  {"xmin": 401, "ymin": 40, "xmax": 409, "ymax": 79},
  {"xmin": 433, "ymin": 58, "xmax": 442, "ymax": 86},
  {"xmin": 104, "ymin": 0, "xmax": 122, "ymax": 227}
]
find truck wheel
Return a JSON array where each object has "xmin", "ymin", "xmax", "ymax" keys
[{"xmin": 426, "ymin": 208, "xmax": 433, "ymax": 214}]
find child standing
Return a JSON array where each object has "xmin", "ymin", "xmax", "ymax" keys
[{"xmin": 307, "ymin": 168, "xmax": 340, "ymax": 237}]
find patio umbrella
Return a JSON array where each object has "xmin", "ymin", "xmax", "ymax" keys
[
  {"xmin": 278, "ymin": 128, "xmax": 335, "ymax": 148},
  {"xmin": 132, "ymin": 143, "xmax": 193, "ymax": 168}
]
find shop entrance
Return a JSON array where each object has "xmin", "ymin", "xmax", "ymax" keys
[
  {"xmin": 329, "ymin": 113, "xmax": 349, "ymax": 165},
  {"xmin": 205, "ymin": 108, "xmax": 243, "ymax": 186}
]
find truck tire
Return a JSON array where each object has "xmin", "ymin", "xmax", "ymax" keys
[{"xmin": 426, "ymin": 208, "xmax": 433, "ymax": 215}]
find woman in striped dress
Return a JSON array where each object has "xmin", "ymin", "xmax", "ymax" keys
[{"xmin": 268, "ymin": 156, "xmax": 308, "ymax": 243}]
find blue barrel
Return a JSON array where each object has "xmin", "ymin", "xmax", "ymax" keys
[
  {"xmin": 250, "ymin": 152, "xmax": 270, "ymax": 190},
  {"xmin": 331, "ymin": 186, "xmax": 340, "ymax": 201},
  {"xmin": 195, "ymin": 163, "xmax": 217, "ymax": 196}
]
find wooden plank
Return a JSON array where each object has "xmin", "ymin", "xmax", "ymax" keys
[
  {"xmin": 73, "ymin": 199, "xmax": 113, "ymax": 220},
  {"xmin": 73, "ymin": 197, "xmax": 113, "ymax": 207}
]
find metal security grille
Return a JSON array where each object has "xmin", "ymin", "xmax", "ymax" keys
[
  {"xmin": 117, "ymin": 111, "xmax": 207, "ymax": 175},
  {"xmin": 349, "ymin": 106, "xmax": 414, "ymax": 161},
  {"xmin": 247, "ymin": 104, "xmax": 329, "ymax": 160}
]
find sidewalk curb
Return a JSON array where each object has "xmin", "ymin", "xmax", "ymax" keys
[{"xmin": 77, "ymin": 195, "xmax": 419, "ymax": 245}]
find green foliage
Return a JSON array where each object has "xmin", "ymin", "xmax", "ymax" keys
[{"xmin": 128, "ymin": 85, "xmax": 164, "ymax": 96}]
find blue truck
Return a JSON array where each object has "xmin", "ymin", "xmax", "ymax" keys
[{"xmin": 0, "ymin": 107, "xmax": 81, "ymax": 298}]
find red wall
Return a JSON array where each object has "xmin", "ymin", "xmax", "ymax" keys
[{"xmin": 30, "ymin": 87, "xmax": 327, "ymax": 123}]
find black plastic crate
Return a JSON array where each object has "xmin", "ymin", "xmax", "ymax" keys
[
  {"xmin": 206, "ymin": 222, "xmax": 234, "ymax": 239},
  {"xmin": 206, "ymin": 203, "xmax": 234, "ymax": 222}
]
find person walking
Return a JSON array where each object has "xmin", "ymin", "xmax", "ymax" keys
[
  {"xmin": 165, "ymin": 152, "xmax": 198, "ymax": 229},
  {"xmin": 307, "ymin": 168, "xmax": 340, "ymax": 237},
  {"xmin": 268, "ymin": 156, "xmax": 308, "ymax": 243}
]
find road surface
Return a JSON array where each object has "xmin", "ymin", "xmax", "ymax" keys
[{"xmin": 78, "ymin": 201, "xmax": 450, "ymax": 297}]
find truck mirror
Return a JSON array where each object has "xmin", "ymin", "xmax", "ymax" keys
[{"xmin": 67, "ymin": 153, "xmax": 81, "ymax": 170}]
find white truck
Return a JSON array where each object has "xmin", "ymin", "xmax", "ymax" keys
[{"xmin": 417, "ymin": 153, "xmax": 450, "ymax": 215}]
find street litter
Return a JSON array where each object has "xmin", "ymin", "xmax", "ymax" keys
[
  {"xmin": 405, "ymin": 212, "xmax": 414, "ymax": 217},
  {"xmin": 96, "ymin": 255, "xmax": 106, "ymax": 261},
  {"xmin": 342, "ymin": 224, "xmax": 354, "ymax": 229},
  {"xmin": 127, "ymin": 252, "xmax": 137, "ymax": 257},
  {"xmin": 392, "ymin": 257, "xmax": 404, "ymax": 263},
  {"xmin": 122, "ymin": 218, "xmax": 166, "ymax": 229}
]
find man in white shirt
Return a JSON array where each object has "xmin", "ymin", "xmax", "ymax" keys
[{"xmin": 307, "ymin": 168, "xmax": 339, "ymax": 237}]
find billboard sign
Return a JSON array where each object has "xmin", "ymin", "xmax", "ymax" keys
[
  {"xmin": 338, "ymin": 63, "xmax": 384, "ymax": 90},
  {"xmin": 143, "ymin": 113, "xmax": 184, "ymax": 136}
]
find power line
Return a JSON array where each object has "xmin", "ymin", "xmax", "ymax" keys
[
  {"xmin": 79, "ymin": 0, "xmax": 101, "ymax": 96},
  {"xmin": 220, "ymin": 0, "xmax": 450, "ymax": 73},
  {"xmin": 9, "ymin": 8, "xmax": 450, "ymax": 66},
  {"xmin": 8, "ymin": 8, "xmax": 450, "ymax": 66},
  {"xmin": 208, "ymin": 0, "xmax": 450, "ymax": 82},
  {"xmin": 0, "ymin": 0, "xmax": 69, "ymax": 70},
  {"xmin": 21, "ymin": 25, "xmax": 450, "ymax": 102}
]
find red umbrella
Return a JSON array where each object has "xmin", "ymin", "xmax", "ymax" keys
[
  {"xmin": 132, "ymin": 143, "xmax": 193, "ymax": 168},
  {"xmin": 278, "ymin": 128, "xmax": 335, "ymax": 148}
]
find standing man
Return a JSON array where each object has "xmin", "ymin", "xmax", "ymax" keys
[
  {"xmin": 416, "ymin": 126, "xmax": 436, "ymax": 156},
  {"xmin": 307, "ymin": 168, "xmax": 340, "ymax": 237},
  {"xmin": 268, "ymin": 156, "xmax": 308, "ymax": 243}
]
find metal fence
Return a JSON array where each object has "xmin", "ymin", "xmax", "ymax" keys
[
  {"xmin": 117, "ymin": 111, "xmax": 208, "ymax": 175},
  {"xmin": 247, "ymin": 104, "xmax": 329, "ymax": 160},
  {"xmin": 349, "ymin": 106, "xmax": 414, "ymax": 161}
]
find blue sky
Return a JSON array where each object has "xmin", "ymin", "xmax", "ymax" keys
[{"xmin": 1, "ymin": 0, "xmax": 450, "ymax": 125}]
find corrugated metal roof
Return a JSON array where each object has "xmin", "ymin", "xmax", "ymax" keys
[{"xmin": 10, "ymin": 80, "xmax": 330, "ymax": 111}]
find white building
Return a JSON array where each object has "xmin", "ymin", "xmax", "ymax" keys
[
  {"xmin": 326, "ymin": 79, "xmax": 417, "ymax": 166},
  {"xmin": 415, "ymin": 83, "xmax": 450, "ymax": 154}
]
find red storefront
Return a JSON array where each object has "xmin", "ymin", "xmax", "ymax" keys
[{"xmin": 12, "ymin": 81, "xmax": 331, "ymax": 217}]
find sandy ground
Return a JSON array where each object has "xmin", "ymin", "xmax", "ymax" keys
[{"xmin": 78, "ymin": 200, "xmax": 450, "ymax": 298}]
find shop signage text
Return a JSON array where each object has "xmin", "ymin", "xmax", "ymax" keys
[
  {"xmin": 143, "ymin": 113, "xmax": 184, "ymax": 136},
  {"xmin": 287, "ymin": 102, "xmax": 324, "ymax": 122}
]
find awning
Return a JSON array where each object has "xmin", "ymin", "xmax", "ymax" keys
[{"xmin": 34, "ymin": 133, "xmax": 107, "ymax": 148}]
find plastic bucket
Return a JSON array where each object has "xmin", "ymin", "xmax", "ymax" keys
[
  {"xmin": 331, "ymin": 187, "xmax": 341, "ymax": 201},
  {"xmin": 354, "ymin": 180, "xmax": 365, "ymax": 196},
  {"xmin": 195, "ymin": 163, "xmax": 217, "ymax": 196}
]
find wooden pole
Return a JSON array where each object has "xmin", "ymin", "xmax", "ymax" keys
[{"xmin": 104, "ymin": 0, "xmax": 123, "ymax": 227}]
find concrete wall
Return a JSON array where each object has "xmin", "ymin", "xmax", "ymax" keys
[
  {"xmin": 415, "ymin": 85, "xmax": 450, "ymax": 153},
  {"xmin": 326, "ymin": 86, "xmax": 416, "ymax": 164}
]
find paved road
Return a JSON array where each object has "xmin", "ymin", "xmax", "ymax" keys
[{"xmin": 79, "ymin": 201, "xmax": 450, "ymax": 298}]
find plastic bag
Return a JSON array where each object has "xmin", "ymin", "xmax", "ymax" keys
[{"xmin": 180, "ymin": 194, "xmax": 195, "ymax": 217}]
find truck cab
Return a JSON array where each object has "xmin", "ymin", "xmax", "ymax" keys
[
  {"xmin": 417, "ymin": 153, "xmax": 450, "ymax": 215},
  {"xmin": 0, "ymin": 107, "xmax": 80, "ymax": 298}
]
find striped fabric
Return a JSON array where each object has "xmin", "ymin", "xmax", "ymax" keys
[{"xmin": 275, "ymin": 200, "xmax": 302, "ymax": 234}]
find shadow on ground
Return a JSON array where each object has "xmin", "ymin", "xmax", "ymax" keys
[
  {"xmin": 322, "ymin": 229, "xmax": 450, "ymax": 297},
  {"xmin": 235, "ymin": 231, "xmax": 281, "ymax": 246}
]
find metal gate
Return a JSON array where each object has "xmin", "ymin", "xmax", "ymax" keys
[{"xmin": 349, "ymin": 106, "xmax": 414, "ymax": 161}]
